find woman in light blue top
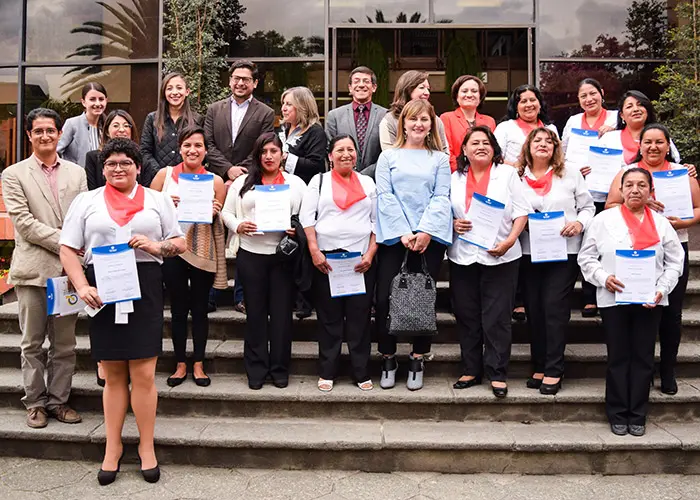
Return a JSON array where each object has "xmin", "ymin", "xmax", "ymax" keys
[{"xmin": 374, "ymin": 98, "xmax": 452, "ymax": 392}]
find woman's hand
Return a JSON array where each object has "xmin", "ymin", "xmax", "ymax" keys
[
  {"xmin": 684, "ymin": 163, "xmax": 697, "ymax": 178},
  {"xmin": 128, "ymin": 234, "xmax": 160, "ymax": 255},
  {"xmin": 598, "ymin": 125, "xmax": 615, "ymax": 137},
  {"xmin": 561, "ymin": 221, "xmax": 583, "ymax": 238},
  {"xmin": 170, "ymin": 195, "xmax": 180, "ymax": 207},
  {"xmin": 647, "ymin": 199, "xmax": 665, "ymax": 213},
  {"xmin": 354, "ymin": 253, "xmax": 374, "ymax": 273},
  {"xmin": 212, "ymin": 199, "xmax": 222, "ymax": 217},
  {"xmin": 643, "ymin": 291, "xmax": 663, "ymax": 309},
  {"xmin": 580, "ymin": 166, "xmax": 592, "ymax": 178},
  {"xmin": 412, "ymin": 233, "xmax": 432, "ymax": 254},
  {"xmin": 487, "ymin": 239, "xmax": 514, "ymax": 257},
  {"xmin": 285, "ymin": 228, "xmax": 296, "ymax": 237},
  {"xmin": 400, "ymin": 234, "xmax": 415, "ymax": 250},
  {"xmin": 667, "ymin": 216, "xmax": 684, "ymax": 230},
  {"xmin": 311, "ymin": 249, "xmax": 332, "ymax": 274},
  {"xmin": 605, "ymin": 275, "xmax": 625, "ymax": 293},
  {"xmin": 237, "ymin": 221, "xmax": 258, "ymax": 235},
  {"xmin": 77, "ymin": 285, "xmax": 102, "ymax": 309},
  {"xmin": 453, "ymin": 218, "xmax": 472, "ymax": 235}
]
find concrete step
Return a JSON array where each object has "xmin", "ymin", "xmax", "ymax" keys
[{"xmin": 0, "ymin": 407, "xmax": 699, "ymax": 474}]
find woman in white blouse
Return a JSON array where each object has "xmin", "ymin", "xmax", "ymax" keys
[
  {"xmin": 301, "ymin": 135, "xmax": 377, "ymax": 392},
  {"xmin": 517, "ymin": 128, "xmax": 595, "ymax": 395},
  {"xmin": 221, "ymin": 132, "xmax": 307, "ymax": 390},
  {"xmin": 59, "ymin": 138, "xmax": 186, "ymax": 485},
  {"xmin": 578, "ymin": 167, "xmax": 684, "ymax": 436},
  {"xmin": 449, "ymin": 125, "xmax": 530, "ymax": 398},
  {"xmin": 561, "ymin": 78, "xmax": 618, "ymax": 157}
]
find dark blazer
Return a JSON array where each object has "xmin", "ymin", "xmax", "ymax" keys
[
  {"xmin": 286, "ymin": 123, "xmax": 327, "ymax": 185},
  {"xmin": 204, "ymin": 96, "xmax": 275, "ymax": 181},
  {"xmin": 85, "ymin": 149, "xmax": 150, "ymax": 191}
]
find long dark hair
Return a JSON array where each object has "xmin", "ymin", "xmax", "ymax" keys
[
  {"xmin": 632, "ymin": 123, "xmax": 674, "ymax": 163},
  {"xmin": 503, "ymin": 84, "xmax": 551, "ymax": 124},
  {"xmin": 616, "ymin": 90, "xmax": 656, "ymax": 130},
  {"xmin": 81, "ymin": 82, "xmax": 108, "ymax": 142},
  {"xmin": 456, "ymin": 125, "xmax": 504, "ymax": 173},
  {"xmin": 240, "ymin": 132, "xmax": 284, "ymax": 197},
  {"xmin": 100, "ymin": 109, "xmax": 138, "ymax": 149},
  {"xmin": 155, "ymin": 72, "xmax": 198, "ymax": 141}
]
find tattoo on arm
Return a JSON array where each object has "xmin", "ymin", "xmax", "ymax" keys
[{"xmin": 159, "ymin": 240, "xmax": 181, "ymax": 258}]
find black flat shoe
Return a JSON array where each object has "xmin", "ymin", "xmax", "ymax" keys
[
  {"xmin": 166, "ymin": 374, "xmax": 187, "ymax": 387},
  {"xmin": 611, "ymin": 424, "xmax": 628, "ymax": 436},
  {"xmin": 453, "ymin": 376, "xmax": 482, "ymax": 389},
  {"xmin": 581, "ymin": 306, "xmax": 599, "ymax": 318},
  {"xmin": 273, "ymin": 380, "xmax": 288, "ymax": 389},
  {"xmin": 539, "ymin": 379, "xmax": 562, "ymax": 395},
  {"xmin": 526, "ymin": 376, "xmax": 543, "ymax": 389},
  {"xmin": 248, "ymin": 381, "xmax": 263, "ymax": 390},
  {"xmin": 661, "ymin": 377, "xmax": 678, "ymax": 395},
  {"xmin": 97, "ymin": 452, "xmax": 124, "ymax": 486},
  {"xmin": 193, "ymin": 373, "xmax": 211, "ymax": 387},
  {"xmin": 96, "ymin": 365, "xmax": 105, "ymax": 388},
  {"xmin": 491, "ymin": 384, "xmax": 508, "ymax": 398},
  {"xmin": 628, "ymin": 424, "xmax": 646, "ymax": 437},
  {"xmin": 512, "ymin": 311, "xmax": 526, "ymax": 322}
]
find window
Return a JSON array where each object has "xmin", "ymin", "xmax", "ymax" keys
[
  {"xmin": 433, "ymin": 0, "xmax": 534, "ymax": 24},
  {"xmin": 0, "ymin": 68, "xmax": 18, "ymax": 170},
  {"xmin": 330, "ymin": 1, "xmax": 431, "ymax": 24},
  {"xmin": 0, "ymin": 0, "xmax": 21, "ymax": 63}
]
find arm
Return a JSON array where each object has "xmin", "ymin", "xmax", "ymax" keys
[
  {"xmin": 488, "ymin": 168, "xmax": 532, "ymax": 256},
  {"xmin": 440, "ymin": 113, "xmax": 457, "ymax": 172},
  {"xmin": 375, "ymin": 151, "xmax": 412, "ymax": 245},
  {"xmin": 325, "ymin": 110, "xmax": 338, "ymax": 142},
  {"xmin": 487, "ymin": 215, "xmax": 527, "ymax": 257},
  {"xmin": 668, "ymin": 176, "xmax": 700, "ymax": 230},
  {"xmin": 573, "ymin": 169, "xmax": 596, "ymax": 230},
  {"xmin": 437, "ymin": 118, "xmax": 450, "ymax": 155},
  {"xmin": 577, "ymin": 219, "xmax": 610, "ymax": 287},
  {"xmin": 149, "ymin": 168, "xmax": 166, "ymax": 192},
  {"xmin": 416, "ymin": 153, "xmax": 453, "ymax": 245},
  {"xmin": 493, "ymin": 122, "xmax": 511, "ymax": 165},
  {"xmin": 139, "ymin": 113, "xmax": 163, "ymax": 186},
  {"xmin": 57, "ymin": 119, "xmax": 74, "ymax": 158},
  {"xmin": 656, "ymin": 221, "xmax": 684, "ymax": 299},
  {"xmin": 220, "ymin": 177, "xmax": 245, "ymax": 234},
  {"xmin": 604, "ymin": 170, "xmax": 625, "ymax": 209},
  {"xmin": 378, "ymin": 116, "xmax": 394, "ymax": 151},
  {"xmin": 286, "ymin": 126, "xmax": 327, "ymax": 179},
  {"xmin": 85, "ymin": 152, "xmax": 99, "ymax": 191},
  {"xmin": 561, "ymin": 117, "xmax": 572, "ymax": 155},
  {"xmin": 299, "ymin": 174, "xmax": 321, "ymax": 229}
]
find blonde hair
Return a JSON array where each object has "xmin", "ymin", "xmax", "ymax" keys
[
  {"xmin": 394, "ymin": 99, "xmax": 443, "ymax": 152},
  {"xmin": 516, "ymin": 127, "xmax": 565, "ymax": 178},
  {"xmin": 281, "ymin": 86, "xmax": 319, "ymax": 133}
]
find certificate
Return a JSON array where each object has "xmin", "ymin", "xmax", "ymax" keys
[
  {"xmin": 586, "ymin": 146, "xmax": 624, "ymax": 194},
  {"xmin": 459, "ymin": 193, "xmax": 506, "ymax": 250},
  {"xmin": 652, "ymin": 169, "xmax": 694, "ymax": 220},
  {"xmin": 177, "ymin": 173, "xmax": 214, "ymax": 224},
  {"xmin": 615, "ymin": 249, "xmax": 656, "ymax": 304},
  {"xmin": 46, "ymin": 277, "xmax": 86, "ymax": 316},
  {"xmin": 565, "ymin": 128, "xmax": 599, "ymax": 171},
  {"xmin": 326, "ymin": 252, "xmax": 366, "ymax": 298},
  {"xmin": 92, "ymin": 243, "xmax": 142, "ymax": 304},
  {"xmin": 528, "ymin": 211, "xmax": 568, "ymax": 263},
  {"xmin": 255, "ymin": 184, "xmax": 291, "ymax": 232}
]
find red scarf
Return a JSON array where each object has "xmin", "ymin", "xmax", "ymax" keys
[
  {"xmin": 516, "ymin": 118, "xmax": 544, "ymax": 136},
  {"xmin": 620, "ymin": 128, "xmax": 640, "ymax": 165},
  {"xmin": 638, "ymin": 160, "xmax": 671, "ymax": 172},
  {"xmin": 620, "ymin": 205, "xmax": 660, "ymax": 250},
  {"xmin": 171, "ymin": 162, "xmax": 206, "ymax": 182},
  {"xmin": 524, "ymin": 169, "xmax": 554, "ymax": 196},
  {"xmin": 104, "ymin": 183, "xmax": 145, "ymax": 227},
  {"xmin": 331, "ymin": 169, "xmax": 367, "ymax": 210},
  {"xmin": 466, "ymin": 164, "xmax": 492, "ymax": 212},
  {"xmin": 581, "ymin": 110, "xmax": 608, "ymax": 131},
  {"xmin": 261, "ymin": 170, "xmax": 286, "ymax": 185}
]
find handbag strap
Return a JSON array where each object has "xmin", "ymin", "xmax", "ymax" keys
[
  {"xmin": 420, "ymin": 253, "xmax": 431, "ymax": 276},
  {"xmin": 400, "ymin": 249, "xmax": 410, "ymax": 274}
]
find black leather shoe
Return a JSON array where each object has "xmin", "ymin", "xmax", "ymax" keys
[
  {"xmin": 273, "ymin": 380, "xmax": 288, "ymax": 389},
  {"xmin": 539, "ymin": 379, "xmax": 562, "ymax": 395},
  {"xmin": 491, "ymin": 384, "xmax": 508, "ymax": 398},
  {"xmin": 97, "ymin": 452, "xmax": 123, "ymax": 486},
  {"xmin": 512, "ymin": 310, "xmax": 526, "ymax": 322},
  {"xmin": 248, "ymin": 381, "xmax": 263, "ymax": 390},
  {"xmin": 526, "ymin": 376, "xmax": 543, "ymax": 389},
  {"xmin": 453, "ymin": 377, "xmax": 482, "ymax": 390},
  {"xmin": 628, "ymin": 424, "xmax": 646, "ymax": 437},
  {"xmin": 166, "ymin": 374, "xmax": 187, "ymax": 387},
  {"xmin": 611, "ymin": 424, "xmax": 628, "ymax": 436},
  {"xmin": 661, "ymin": 377, "xmax": 678, "ymax": 395},
  {"xmin": 193, "ymin": 373, "xmax": 211, "ymax": 387},
  {"xmin": 581, "ymin": 306, "xmax": 599, "ymax": 318}
]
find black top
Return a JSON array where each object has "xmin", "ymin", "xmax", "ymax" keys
[
  {"xmin": 287, "ymin": 123, "xmax": 327, "ymax": 185},
  {"xmin": 85, "ymin": 149, "xmax": 150, "ymax": 191}
]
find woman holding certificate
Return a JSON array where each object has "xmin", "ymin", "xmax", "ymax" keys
[
  {"xmin": 59, "ymin": 138, "xmax": 186, "ymax": 484},
  {"xmin": 448, "ymin": 125, "xmax": 530, "ymax": 398},
  {"xmin": 578, "ymin": 167, "xmax": 683, "ymax": 436},
  {"xmin": 605, "ymin": 124, "xmax": 700, "ymax": 395},
  {"xmin": 150, "ymin": 126, "xmax": 228, "ymax": 388},
  {"xmin": 375, "ymin": 99, "xmax": 452, "ymax": 391},
  {"xmin": 517, "ymin": 128, "xmax": 595, "ymax": 395},
  {"xmin": 221, "ymin": 132, "xmax": 307, "ymax": 390},
  {"xmin": 561, "ymin": 78, "xmax": 618, "ymax": 157},
  {"xmin": 300, "ymin": 135, "xmax": 377, "ymax": 392}
]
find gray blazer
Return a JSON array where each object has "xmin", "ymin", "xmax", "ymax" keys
[
  {"xmin": 57, "ymin": 113, "xmax": 99, "ymax": 168},
  {"xmin": 325, "ymin": 102, "xmax": 387, "ymax": 178}
]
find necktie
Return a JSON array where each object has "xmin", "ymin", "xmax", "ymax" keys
[{"xmin": 356, "ymin": 104, "xmax": 368, "ymax": 162}]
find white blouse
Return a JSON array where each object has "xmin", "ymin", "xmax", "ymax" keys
[
  {"xmin": 221, "ymin": 171, "xmax": 307, "ymax": 255},
  {"xmin": 60, "ymin": 185, "xmax": 184, "ymax": 265},
  {"xmin": 448, "ymin": 163, "xmax": 531, "ymax": 267},
  {"xmin": 299, "ymin": 171, "xmax": 377, "ymax": 254},
  {"xmin": 561, "ymin": 110, "xmax": 619, "ymax": 154},
  {"xmin": 494, "ymin": 120, "xmax": 560, "ymax": 165},
  {"xmin": 520, "ymin": 166, "xmax": 595, "ymax": 254},
  {"xmin": 577, "ymin": 206, "xmax": 684, "ymax": 308}
]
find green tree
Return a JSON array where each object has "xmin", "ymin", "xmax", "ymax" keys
[{"xmin": 445, "ymin": 31, "xmax": 481, "ymax": 91}]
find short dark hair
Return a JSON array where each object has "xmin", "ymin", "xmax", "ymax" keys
[
  {"xmin": 26, "ymin": 108, "xmax": 63, "ymax": 132},
  {"xmin": 178, "ymin": 126, "xmax": 207, "ymax": 147},
  {"xmin": 229, "ymin": 60, "xmax": 259, "ymax": 81},
  {"xmin": 621, "ymin": 166, "xmax": 654, "ymax": 190},
  {"xmin": 99, "ymin": 138, "xmax": 142, "ymax": 167},
  {"xmin": 456, "ymin": 125, "xmax": 504, "ymax": 173},
  {"xmin": 504, "ymin": 84, "xmax": 551, "ymax": 124},
  {"xmin": 616, "ymin": 90, "xmax": 656, "ymax": 130},
  {"xmin": 329, "ymin": 134, "xmax": 358, "ymax": 154},
  {"xmin": 451, "ymin": 75, "xmax": 487, "ymax": 106},
  {"xmin": 102, "ymin": 109, "xmax": 138, "ymax": 147},
  {"xmin": 348, "ymin": 66, "xmax": 377, "ymax": 86},
  {"xmin": 632, "ymin": 123, "xmax": 673, "ymax": 163}
]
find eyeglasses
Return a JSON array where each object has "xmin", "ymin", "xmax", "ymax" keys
[
  {"xmin": 109, "ymin": 123, "xmax": 133, "ymax": 130},
  {"xmin": 231, "ymin": 76, "xmax": 253, "ymax": 84},
  {"xmin": 31, "ymin": 128, "xmax": 58, "ymax": 137},
  {"xmin": 351, "ymin": 78, "xmax": 373, "ymax": 86},
  {"xmin": 104, "ymin": 160, "xmax": 136, "ymax": 170}
]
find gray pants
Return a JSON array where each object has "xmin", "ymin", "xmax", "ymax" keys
[{"xmin": 16, "ymin": 285, "xmax": 77, "ymax": 410}]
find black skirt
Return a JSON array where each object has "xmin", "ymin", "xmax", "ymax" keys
[{"xmin": 86, "ymin": 262, "xmax": 164, "ymax": 361}]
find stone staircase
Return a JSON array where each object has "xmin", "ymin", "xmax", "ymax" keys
[{"xmin": 2, "ymin": 254, "xmax": 700, "ymax": 474}]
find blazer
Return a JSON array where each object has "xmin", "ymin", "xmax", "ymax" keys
[
  {"xmin": 204, "ymin": 96, "xmax": 275, "ymax": 180},
  {"xmin": 325, "ymin": 101, "xmax": 387, "ymax": 178},
  {"xmin": 284, "ymin": 123, "xmax": 327, "ymax": 185},
  {"xmin": 2, "ymin": 155, "xmax": 87, "ymax": 287},
  {"xmin": 57, "ymin": 113, "xmax": 99, "ymax": 168},
  {"xmin": 440, "ymin": 110, "xmax": 496, "ymax": 172}
]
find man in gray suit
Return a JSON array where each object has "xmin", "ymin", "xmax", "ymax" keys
[{"xmin": 325, "ymin": 66, "xmax": 387, "ymax": 178}]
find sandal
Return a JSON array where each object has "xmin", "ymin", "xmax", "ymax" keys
[
  {"xmin": 357, "ymin": 380, "xmax": 374, "ymax": 391},
  {"xmin": 317, "ymin": 378, "xmax": 334, "ymax": 392}
]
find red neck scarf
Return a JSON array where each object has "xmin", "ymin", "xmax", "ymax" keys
[
  {"xmin": 466, "ymin": 164, "xmax": 492, "ymax": 211},
  {"xmin": 620, "ymin": 128, "xmax": 640, "ymax": 165},
  {"xmin": 171, "ymin": 162, "xmax": 206, "ymax": 183},
  {"xmin": 638, "ymin": 160, "xmax": 671, "ymax": 172},
  {"xmin": 516, "ymin": 118, "xmax": 544, "ymax": 136},
  {"xmin": 331, "ymin": 169, "xmax": 367, "ymax": 210},
  {"xmin": 620, "ymin": 205, "xmax": 660, "ymax": 250},
  {"xmin": 261, "ymin": 170, "xmax": 286, "ymax": 185},
  {"xmin": 104, "ymin": 183, "xmax": 145, "ymax": 227},
  {"xmin": 524, "ymin": 168, "xmax": 554, "ymax": 196},
  {"xmin": 581, "ymin": 110, "xmax": 607, "ymax": 131}
]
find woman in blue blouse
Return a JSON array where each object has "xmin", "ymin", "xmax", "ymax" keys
[{"xmin": 375, "ymin": 99, "xmax": 452, "ymax": 391}]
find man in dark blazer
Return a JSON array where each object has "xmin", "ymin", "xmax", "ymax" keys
[
  {"xmin": 204, "ymin": 60, "xmax": 275, "ymax": 183},
  {"xmin": 325, "ymin": 66, "xmax": 387, "ymax": 178}
]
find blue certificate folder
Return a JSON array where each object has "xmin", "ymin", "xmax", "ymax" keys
[
  {"xmin": 179, "ymin": 173, "xmax": 214, "ymax": 182},
  {"xmin": 569, "ymin": 128, "xmax": 598, "ymax": 138},
  {"xmin": 91, "ymin": 243, "xmax": 142, "ymax": 304},
  {"xmin": 254, "ymin": 184, "xmax": 290, "ymax": 232},
  {"xmin": 614, "ymin": 249, "xmax": 656, "ymax": 305}
]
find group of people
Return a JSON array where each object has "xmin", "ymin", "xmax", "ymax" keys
[{"xmin": 3, "ymin": 59, "xmax": 696, "ymax": 486}]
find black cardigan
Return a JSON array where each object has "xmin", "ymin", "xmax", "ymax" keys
[
  {"xmin": 286, "ymin": 123, "xmax": 327, "ymax": 184},
  {"xmin": 85, "ymin": 149, "xmax": 150, "ymax": 191}
]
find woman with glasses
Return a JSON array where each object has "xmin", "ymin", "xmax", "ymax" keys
[{"xmin": 86, "ymin": 110, "xmax": 139, "ymax": 191}]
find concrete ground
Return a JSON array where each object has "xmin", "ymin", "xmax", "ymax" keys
[{"xmin": 0, "ymin": 458, "xmax": 699, "ymax": 500}]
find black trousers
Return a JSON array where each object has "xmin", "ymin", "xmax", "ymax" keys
[
  {"xmin": 600, "ymin": 305, "xmax": 662, "ymax": 426},
  {"xmin": 237, "ymin": 249, "xmax": 295, "ymax": 384},
  {"xmin": 659, "ymin": 242, "xmax": 689, "ymax": 380},
  {"xmin": 312, "ymin": 263, "xmax": 376, "ymax": 382},
  {"xmin": 162, "ymin": 256, "xmax": 215, "ymax": 363},
  {"xmin": 451, "ymin": 259, "xmax": 519, "ymax": 382},
  {"xmin": 582, "ymin": 201, "xmax": 607, "ymax": 305},
  {"xmin": 521, "ymin": 255, "xmax": 579, "ymax": 378},
  {"xmin": 375, "ymin": 241, "xmax": 446, "ymax": 355}
]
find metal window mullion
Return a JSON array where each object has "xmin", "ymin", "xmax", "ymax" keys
[{"xmin": 16, "ymin": 0, "xmax": 28, "ymax": 161}]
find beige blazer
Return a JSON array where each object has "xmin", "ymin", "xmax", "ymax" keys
[{"xmin": 2, "ymin": 156, "xmax": 87, "ymax": 287}]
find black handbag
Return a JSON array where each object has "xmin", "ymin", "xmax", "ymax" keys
[{"xmin": 387, "ymin": 250, "xmax": 438, "ymax": 337}]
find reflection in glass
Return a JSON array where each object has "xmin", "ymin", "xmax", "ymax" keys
[
  {"xmin": 0, "ymin": 69, "xmax": 18, "ymax": 171},
  {"xmin": 0, "ymin": 0, "xmax": 21, "ymax": 63},
  {"xmin": 433, "ymin": 0, "xmax": 534, "ymax": 24},
  {"xmin": 330, "ymin": 1, "xmax": 431, "ymax": 24},
  {"xmin": 251, "ymin": 62, "xmax": 325, "ymax": 121}
]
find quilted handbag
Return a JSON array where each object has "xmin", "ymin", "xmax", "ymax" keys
[{"xmin": 387, "ymin": 250, "xmax": 438, "ymax": 337}]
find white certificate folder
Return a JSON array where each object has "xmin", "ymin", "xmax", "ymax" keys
[
  {"xmin": 652, "ymin": 169, "xmax": 694, "ymax": 220},
  {"xmin": 459, "ymin": 193, "xmax": 505, "ymax": 250},
  {"xmin": 528, "ymin": 211, "xmax": 568, "ymax": 263},
  {"xmin": 46, "ymin": 277, "xmax": 86, "ymax": 316},
  {"xmin": 254, "ymin": 184, "xmax": 291, "ymax": 232},
  {"xmin": 177, "ymin": 173, "xmax": 214, "ymax": 224},
  {"xmin": 92, "ymin": 243, "xmax": 142, "ymax": 304},
  {"xmin": 615, "ymin": 249, "xmax": 656, "ymax": 305},
  {"xmin": 326, "ymin": 252, "xmax": 366, "ymax": 298}
]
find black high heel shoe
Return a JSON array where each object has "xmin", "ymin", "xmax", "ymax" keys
[
  {"xmin": 139, "ymin": 458, "xmax": 161, "ymax": 483},
  {"xmin": 95, "ymin": 364, "xmax": 105, "ymax": 388},
  {"xmin": 97, "ymin": 452, "xmax": 124, "ymax": 486}
]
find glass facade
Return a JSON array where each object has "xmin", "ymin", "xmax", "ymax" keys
[{"xmin": 0, "ymin": 0, "xmax": 676, "ymax": 167}]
